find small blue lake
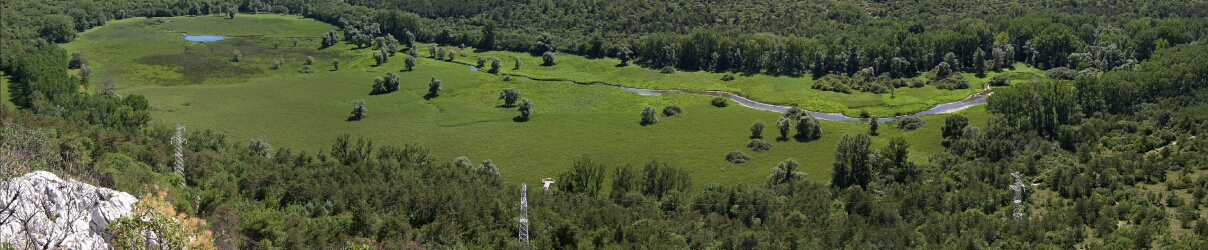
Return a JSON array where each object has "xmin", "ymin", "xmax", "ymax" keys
[{"xmin": 184, "ymin": 35, "xmax": 226, "ymax": 42}]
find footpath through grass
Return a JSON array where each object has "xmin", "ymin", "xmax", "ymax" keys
[{"xmin": 66, "ymin": 14, "xmax": 992, "ymax": 188}]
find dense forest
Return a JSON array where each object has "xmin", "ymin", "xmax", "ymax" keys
[{"xmin": 3, "ymin": 0, "xmax": 1208, "ymax": 248}]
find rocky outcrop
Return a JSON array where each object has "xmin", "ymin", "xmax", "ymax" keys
[{"xmin": 1, "ymin": 171, "xmax": 138, "ymax": 249}]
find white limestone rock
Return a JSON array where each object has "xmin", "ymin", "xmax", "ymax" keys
[{"xmin": 0, "ymin": 171, "xmax": 138, "ymax": 249}]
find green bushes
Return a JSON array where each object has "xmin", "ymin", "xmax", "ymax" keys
[
  {"xmin": 725, "ymin": 150, "xmax": 751, "ymax": 163},
  {"xmin": 640, "ymin": 105, "xmax": 658, "ymax": 125},
  {"xmin": 897, "ymin": 117, "xmax": 926, "ymax": 130},
  {"xmin": 711, "ymin": 97, "xmax": 728, "ymax": 107},
  {"xmin": 662, "ymin": 105, "xmax": 683, "ymax": 116},
  {"xmin": 747, "ymin": 139, "xmax": 772, "ymax": 151},
  {"xmin": 988, "ymin": 74, "xmax": 1011, "ymax": 86}
]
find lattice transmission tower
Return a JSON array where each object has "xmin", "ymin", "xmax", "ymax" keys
[
  {"xmin": 1010, "ymin": 172, "xmax": 1025, "ymax": 220},
  {"xmin": 519, "ymin": 183, "xmax": 530, "ymax": 246},
  {"xmin": 171, "ymin": 124, "xmax": 187, "ymax": 183}
]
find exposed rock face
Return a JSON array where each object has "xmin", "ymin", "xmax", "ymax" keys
[{"xmin": 1, "ymin": 171, "xmax": 138, "ymax": 249}]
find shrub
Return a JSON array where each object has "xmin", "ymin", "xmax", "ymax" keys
[
  {"xmin": 721, "ymin": 74, "xmax": 736, "ymax": 81},
  {"xmin": 490, "ymin": 57, "xmax": 502, "ymax": 73},
  {"xmin": 405, "ymin": 55, "xmax": 417, "ymax": 71},
  {"xmin": 428, "ymin": 77, "xmax": 442, "ymax": 97},
  {"xmin": 1046, "ymin": 67, "xmax": 1077, "ymax": 80},
  {"xmin": 350, "ymin": 100, "xmax": 367, "ymax": 120},
  {"xmin": 641, "ymin": 105, "xmax": 658, "ymax": 125},
  {"xmin": 725, "ymin": 150, "xmax": 751, "ymax": 164},
  {"xmin": 859, "ymin": 110, "xmax": 870, "ymax": 118},
  {"xmin": 518, "ymin": 99, "xmax": 534, "ymax": 119},
  {"xmin": 660, "ymin": 66, "xmax": 676, "ymax": 74},
  {"xmin": 751, "ymin": 121, "xmax": 765, "ymax": 138},
  {"xmin": 796, "ymin": 114, "xmax": 822, "ymax": 139},
  {"xmin": 333, "ymin": 59, "xmax": 340, "ymax": 70},
  {"xmin": 305, "ymin": 56, "xmax": 314, "ymax": 65},
  {"xmin": 499, "ymin": 88, "xmax": 523, "ymax": 106},
  {"xmin": 1077, "ymin": 68, "xmax": 1101, "ymax": 78},
  {"xmin": 372, "ymin": 77, "xmax": 387, "ymax": 94},
  {"xmin": 933, "ymin": 74, "xmax": 971, "ymax": 90},
  {"xmin": 747, "ymin": 139, "xmax": 773, "ymax": 151},
  {"xmin": 476, "ymin": 57, "xmax": 487, "ymax": 68},
  {"xmin": 232, "ymin": 50, "xmax": 242, "ymax": 62},
  {"xmin": 503, "ymin": 75, "xmax": 512, "ymax": 81},
  {"xmin": 897, "ymin": 117, "xmax": 925, "ymax": 130},
  {"xmin": 662, "ymin": 105, "xmax": 683, "ymax": 116},
  {"xmin": 297, "ymin": 65, "xmax": 314, "ymax": 73},
  {"xmin": 988, "ymin": 74, "xmax": 1011, "ymax": 86},
  {"xmin": 909, "ymin": 78, "xmax": 926, "ymax": 88},
  {"xmin": 711, "ymin": 97, "xmax": 728, "ymax": 107},
  {"xmin": 942, "ymin": 114, "xmax": 969, "ymax": 140},
  {"xmin": 271, "ymin": 59, "xmax": 282, "ymax": 69},
  {"xmin": 869, "ymin": 117, "xmax": 880, "ymax": 135},
  {"xmin": 515, "ymin": 56, "xmax": 523, "ymax": 70},
  {"xmin": 542, "ymin": 52, "xmax": 558, "ymax": 66},
  {"xmin": 69, "ymin": 51, "xmax": 84, "ymax": 69}
]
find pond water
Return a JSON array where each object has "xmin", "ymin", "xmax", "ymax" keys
[{"xmin": 184, "ymin": 35, "xmax": 226, "ymax": 42}]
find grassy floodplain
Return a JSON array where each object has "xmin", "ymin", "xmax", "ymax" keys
[{"xmin": 65, "ymin": 14, "xmax": 994, "ymax": 187}]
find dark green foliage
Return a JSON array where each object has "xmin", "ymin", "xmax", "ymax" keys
[
  {"xmin": 941, "ymin": 114, "xmax": 969, "ymax": 140},
  {"xmin": 721, "ymin": 74, "xmax": 735, "ymax": 81},
  {"xmin": 776, "ymin": 116, "xmax": 792, "ymax": 139},
  {"xmin": 297, "ymin": 65, "xmax": 314, "ymax": 73},
  {"xmin": 498, "ymin": 88, "xmax": 522, "ymax": 106},
  {"xmin": 750, "ymin": 121, "xmax": 765, "ymax": 138},
  {"xmin": 427, "ymin": 77, "xmax": 442, "ymax": 97},
  {"xmin": 489, "ymin": 57, "xmax": 502, "ymax": 73},
  {"xmin": 640, "ymin": 105, "xmax": 658, "ymax": 125},
  {"xmin": 832, "ymin": 133, "xmax": 872, "ymax": 189},
  {"xmin": 476, "ymin": 56, "xmax": 486, "ymax": 68},
  {"xmin": 349, "ymin": 100, "xmax": 366, "ymax": 120},
  {"xmin": 271, "ymin": 59, "xmax": 282, "ymax": 69},
  {"xmin": 517, "ymin": 98, "xmax": 533, "ymax": 119},
  {"xmin": 475, "ymin": 159, "xmax": 500, "ymax": 177},
  {"xmin": 795, "ymin": 114, "xmax": 822, "ymax": 140},
  {"xmin": 897, "ymin": 116, "xmax": 926, "ymax": 130},
  {"xmin": 725, "ymin": 150, "xmax": 751, "ymax": 164},
  {"xmin": 404, "ymin": 55, "xmax": 416, "ymax": 70},
  {"xmin": 711, "ymin": 97, "xmax": 728, "ymax": 107},
  {"xmin": 332, "ymin": 59, "xmax": 340, "ymax": 70},
  {"xmin": 514, "ymin": 56, "xmax": 522, "ymax": 70},
  {"xmin": 640, "ymin": 161, "xmax": 692, "ymax": 199},
  {"xmin": 9, "ymin": 45, "xmax": 74, "ymax": 108},
  {"xmin": 660, "ymin": 66, "xmax": 675, "ymax": 74},
  {"xmin": 988, "ymin": 80, "xmax": 1081, "ymax": 139},
  {"xmin": 556, "ymin": 155, "xmax": 607, "ymax": 197},
  {"xmin": 988, "ymin": 74, "xmax": 1011, "ymax": 86},
  {"xmin": 767, "ymin": 159, "xmax": 806, "ymax": 185},
  {"xmin": 610, "ymin": 165, "xmax": 641, "ymax": 200},
  {"xmin": 541, "ymin": 51, "xmax": 557, "ymax": 66},
  {"xmin": 869, "ymin": 117, "xmax": 879, "ymax": 135},
  {"xmin": 1046, "ymin": 67, "xmax": 1077, "ymax": 80},
  {"xmin": 306, "ymin": 56, "xmax": 314, "ymax": 65},
  {"xmin": 747, "ymin": 139, "xmax": 772, "ymax": 152},
  {"xmin": 69, "ymin": 51, "xmax": 84, "ymax": 69},
  {"xmin": 662, "ymin": 105, "xmax": 682, "ymax": 117},
  {"xmin": 321, "ymin": 30, "xmax": 340, "ymax": 48}
]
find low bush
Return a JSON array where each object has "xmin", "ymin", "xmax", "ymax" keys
[
  {"xmin": 747, "ymin": 139, "xmax": 772, "ymax": 152},
  {"xmin": 663, "ymin": 105, "xmax": 683, "ymax": 116},
  {"xmin": 988, "ymin": 74, "xmax": 1011, "ymax": 86},
  {"xmin": 660, "ymin": 66, "xmax": 676, "ymax": 74},
  {"xmin": 721, "ymin": 74, "xmax": 735, "ymax": 81},
  {"xmin": 711, "ymin": 97, "xmax": 728, "ymax": 107},
  {"xmin": 897, "ymin": 116, "xmax": 926, "ymax": 130},
  {"xmin": 725, "ymin": 150, "xmax": 751, "ymax": 164}
]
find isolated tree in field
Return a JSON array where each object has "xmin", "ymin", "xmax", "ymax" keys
[
  {"xmin": 796, "ymin": 114, "xmax": 822, "ymax": 139},
  {"xmin": 517, "ymin": 98, "xmax": 533, "ymax": 119},
  {"xmin": 476, "ymin": 57, "xmax": 487, "ymax": 68},
  {"xmin": 434, "ymin": 47, "xmax": 444, "ymax": 60},
  {"xmin": 475, "ymin": 159, "xmax": 500, "ymax": 177},
  {"xmin": 751, "ymin": 121, "xmax": 766, "ymax": 138},
  {"xmin": 514, "ymin": 56, "xmax": 523, "ymax": 70},
  {"xmin": 384, "ymin": 72, "xmax": 401, "ymax": 92},
  {"xmin": 942, "ymin": 114, "xmax": 969, "ymax": 140},
  {"xmin": 447, "ymin": 50, "xmax": 457, "ymax": 61},
  {"xmin": 350, "ymin": 100, "xmax": 367, "ymax": 120},
  {"xmin": 768, "ymin": 159, "xmax": 806, "ymax": 185},
  {"xmin": 777, "ymin": 116, "xmax": 792, "ymax": 139},
  {"xmin": 405, "ymin": 55, "xmax": 417, "ymax": 71},
  {"xmin": 228, "ymin": 8, "xmax": 236, "ymax": 19},
  {"xmin": 490, "ymin": 57, "xmax": 502, "ymax": 73},
  {"xmin": 271, "ymin": 58, "xmax": 282, "ymax": 69},
  {"xmin": 373, "ymin": 51, "xmax": 386, "ymax": 66},
  {"xmin": 616, "ymin": 46, "xmax": 633, "ymax": 66},
  {"xmin": 232, "ymin": 50, "xmax": 242, "ymax": 62},
  {"xmin": 542, "ymin": 52, "xmax": 558, "ymax": 66},
  {"xmin": 333, "ymin": 59, "xmax": 340, "ymax": 70},
  {"xmin": 499, "ymin": 88, "xmax": 522, "ymax": 106},
  {"xmin": 869, "ymin": 117, "xmax": 879, "ymax": 135},
  {"xmin": 293, "ymin": 38, "xmax": 299, "ymax": 47},
  {"xmin": 641, "ymin": 105, "xmax": 659, "ymax": 125},
  {"xmin": 427, "ymin": 77, "xmax": 442, "ymax": 98},
  {"xmin": 306, "ymin": 56, "xmax": 314, "ymax": 65},
  {"xmin": 832, "ymin": 133, "xmax": 872, "ymax": 189},
  {"xmin": 556, "ymin": 155, "xmax": 606, "ymax": 197}
]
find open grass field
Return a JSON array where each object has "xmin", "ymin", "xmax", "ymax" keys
[{"xmin": 65, "ymin": 14, "xmax": 993, "ymax": 187}]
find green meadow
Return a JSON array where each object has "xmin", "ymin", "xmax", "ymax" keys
[{"xmin": 65, "ymin": 14, "xmax": 993, "ymax": 187}]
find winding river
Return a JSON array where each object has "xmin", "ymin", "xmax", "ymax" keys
[{"xmin": 466, "ymin": 63, "xmax": 992, "ymax": 122}]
